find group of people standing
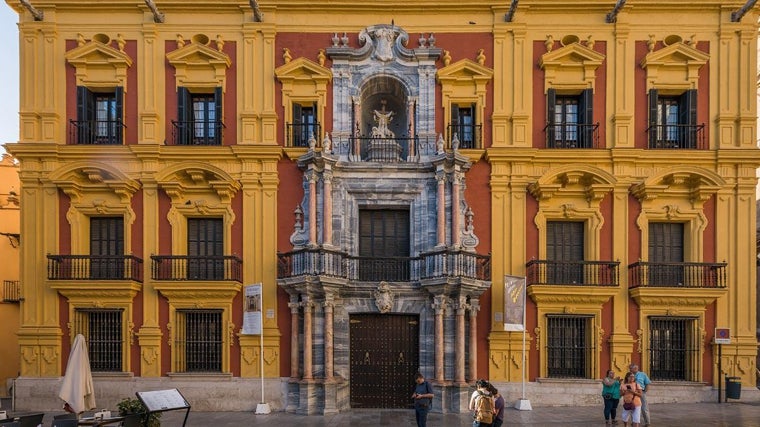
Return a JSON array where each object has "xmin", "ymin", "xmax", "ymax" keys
[
  {"xmin": 412, "ymin": 373, "xmax": 506, "ymax": 427},
  {"xmin": 601, "ymin": 364, "xmax": 652, "ymax": 426}
]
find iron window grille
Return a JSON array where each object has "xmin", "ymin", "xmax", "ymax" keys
[
  {"xmin": 175, "ymin": 309, "xmax": 223, "ymax": 372},
  {"xmin": 546, "ymin": 315, "xmax": 593, "ymax": 378},
  {"xmin": 649, "ymin": 316, "xmax": 699, "ymax": 381},
  {"xmin": 73, "ymin": 308, "xmax": 123, "ymax": 372}
]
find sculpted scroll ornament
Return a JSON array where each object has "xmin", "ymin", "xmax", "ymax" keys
[{"xmin": 373, "ymin": 281, "xmax": 395, "ymax": 313}]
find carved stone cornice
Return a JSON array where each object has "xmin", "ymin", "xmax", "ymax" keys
[
  {"xmin": 528, "ymin": 285, "xmax": 617, "ymax": 307},
  {"xmin": 629, "ymin": 287, "xmax": 726, "ymax": 309}
]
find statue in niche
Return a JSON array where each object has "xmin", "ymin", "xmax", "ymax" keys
[
  {"xmin": 371, "ymin": 101, "xmax": 395, "ymax": 139},
  {"xmin": 374, "ymin": 27, "xmax": 395, "ymax": 61}
]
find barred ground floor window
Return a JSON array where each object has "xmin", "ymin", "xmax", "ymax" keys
[
  {"xmin": 546, "ymin": 314, "xmax": 593, "ymax": 379},
  {"xmin": 174, "ymin": 309, "xmax": 223, "ymax": 373},
  {"xmin": 72, "ymin": 308, "xmax": 123, "ymax": 372},
  {"xmin": 649, "ymin": 316, "xmax": 699, "ymax": 381}
]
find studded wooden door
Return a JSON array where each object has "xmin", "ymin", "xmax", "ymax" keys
[{"xmin": 349, "ymin": 314, "xmax": 419, "ymax": 408}]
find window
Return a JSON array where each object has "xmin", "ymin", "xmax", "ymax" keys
[
  {"xmin": 358, "ymin": 209, "xmax": 410, "ymax": 281},
  {"xmin": 648, "ymin": 89, "xmax": 698, "ymax": 149},
  {"xmin": 546, "ymin": 89, "xmax": 594, "ymax": 148},
  {"xmin": 175, "ymin": 309, "xmax": 223, "ymax": 372},
  {"xmin": 450, "ymin": 105, "xmax": 478, "ymax": 149},
  {"xmin": 72, "ymin": 309, "xmax": 123, "ymax": 372},
  {"xmin": 546, "ymin": 221, "xmax": 584, "ymax": 284},
  {"xmin": 649, "ymin": 316, "xmax": 699, "ymax": 381},
  {"xmin": 175, "ymin": 87, "xmax": 222, "ymax": 145},
  {"xmin": 187, "ymin": 218, "xmax": 224, "ymax": 280},
  {"xmin": 90, "ymin": 217, "xmax": 124, "ymax": 280},
  {"xmin": 74, "ymin": 87, "xmax": 123, "ymax": 145},
  {"xmin": 546, "ymin": 315, "xmax": 592, "ymax": 378},
  {"xmin": 290, "ymin": 103, "xmax": 318, "ymax": 147},
  {"xmin": 648, "ymin": 222, "xmax": 684, "ymax": 286}
]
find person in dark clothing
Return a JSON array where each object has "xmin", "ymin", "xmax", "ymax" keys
[
  {"xmin": 412, "ymin": 372, "xmax": 434, "ymax": 427},
  {"xmin": 488, "ymin": 384, "xmax": 505, "ymax": 427}
]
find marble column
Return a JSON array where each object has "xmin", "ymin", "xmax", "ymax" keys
[
  {"xmin": 288, "ymin": 298, "xmax": 301, "ymax": 380},
  {"xmin": 322, "ymin": 170, "xmax": 333, "ymax": 246},
  {"xmin": 323, "ymin": 294, "xmax": 334, "ymax": 381},
  {"xmin": 452, "ymin": 171, "xmax": 462, "ymax": 247},
  {"xmin": 307, "ymin": 172, "xmax": 317, "ymax": 246},
  {"xmin": 468, "ymin": 299, "xmax": 480, "ymax": 382},
  {"xmin": 454, "ymin": 296, "xmax": 467, "ymax": 385},
  {"xmin": 432, "ymin": 295, "xmax": 448, "ymax": 382},
  {"xmin": 407, "ymin": 98, "xmax": 416, "ymax": 158},
  {"xmin": 302, "ymin": 297, "xmax": 313, "ymax": 380},
  {"xmin": 436, "ymin": 171, "xmax": 446, "ymax": 247}
]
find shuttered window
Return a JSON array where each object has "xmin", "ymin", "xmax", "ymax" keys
[
  {"xmin": 90, "ymin": 217, "xmax": 124, "ymax": 279},
  {"xmin": 358, "ymin": 209, "xmax": 410, "ymax": 281},
  {"xmin": 546, "ymin": 88, "xmax": 593, "ymax": 148},
  {"xmin": 546, "ymin": 221, "xmax": 584, "ymax": 284},
  {"xmin": 451, "ymin": 104, "xmax": 476, "ymax": 148},
  {"xmin": 648, "ymin": 89, "xmax": 698, "ymax": 149},
  {"xmin": 648, "ymin": 222, "xmax": 684, "ymax": 286},
  {"xmin": 177, "ymin": 87, "xmax": 223, "ymax": 145},
  {"xmin": 187, "ymin": 218, "xmax": 224, "ymax": 280},
  {"xmin": 76, "ymin": 86, "xmax": 123, "ymax": 144},
  {"xmin": 291, "ymin": 103, "xmax": 318, "ymax": 147}
]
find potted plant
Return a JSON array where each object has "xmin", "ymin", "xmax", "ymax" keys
[{"xmin": 117, "ymin": 397, "xmax": 161, "ymax": 427}]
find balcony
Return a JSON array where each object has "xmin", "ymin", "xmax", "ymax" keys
[
  {"xmin": 287, "ymin": 123, "xmax": 322, "ymax": 148},
  {"xmin": 47, "ymin": 255, "xmax": 143, "ymax": 281},
  {"xmin": 169, "ymin": 120, "xmax": 225, "ymax": 146},
  {"xmin": 646, "ymin": 123, "xmax": 706, "ymax": 150},
  {"xmin": 628, "ymin": 261, "xmax": 727, "ymax": 288},
  {"xmin": 447, "ymin": 123, "xmax": 482, "ymax": 149},
  {"xmin": 526, "ymin": 260, "xmax": 619, "ymax": 286},
  {"xmin": 151, "ymin": 255, "xmax": 242, "ymax": 282},
  {"xmin": 68, "ymin": 119, "xmax": 125, "ymax": 145},
  {"xmin": 277, "ymin": 247, "xmax": 490, "ymax": 282},
  {"xmin": 2, "ymin": 280, "xmax": 20, "ymax": 302},
  {"xmin": 544, "ymin": 122, "xmax": 600, "ymax": 149}
]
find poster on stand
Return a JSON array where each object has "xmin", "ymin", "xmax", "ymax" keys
[
  {"xmin": 504, "ymin": 275, "xmax": 526, "ymax": 331},
  {"xmin": 242, "ymin": 283, "xmax": 262, "ymax": 335}
]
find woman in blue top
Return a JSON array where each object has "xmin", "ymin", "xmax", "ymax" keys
[{"xmin": 602, "ymin": 369, "xmax": 621, "ymax": 425}]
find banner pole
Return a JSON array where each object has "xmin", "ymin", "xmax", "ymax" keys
[
  {"xmin": 515, "ymin": 276, "xmax": 532, "ymax": 410},
  {"xmin": 255, "ymin": 283, "xmax": 271, "ymax": 415}
]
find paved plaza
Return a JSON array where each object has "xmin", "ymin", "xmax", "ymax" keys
[{"xmin": 6, "ymin": 402, "xmax": 760, "ymax": 426}]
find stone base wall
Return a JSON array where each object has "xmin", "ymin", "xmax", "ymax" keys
[{"xmin": 11, "ymin": 377, "xmax": 760, "ymax": 413}]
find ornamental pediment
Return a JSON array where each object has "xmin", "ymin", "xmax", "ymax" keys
[
  {"xmin": 166, "ymin": 42, "xmax": 231, "ymax": 67},
  {"xmin": 437, "ymin": 59, "xmax": 494, "ymax": 83},
  {"xmin": 167, "ymin": 42, "xmax": 231, "ymax": 90},
  {"xmin": 539, "ymin": 42, "xmax": 605, "ymax": 92},
  {"xmin": 640, "ymin": 42, "xmax": 708, "ymax": 91},
  {"xmin": 630, "ymin": 168, "xmax": 724, "ymax": 204},
  {"xmin": 275, "ymin": 57, "xmax": 332, "ymax": 84},
  {"xmin": 65, "ymin": 41, "xmax": 133, "ymax": 89}
]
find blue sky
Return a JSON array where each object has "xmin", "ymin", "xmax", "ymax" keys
[{"xmin": 0, "ymin": 5, "xmax": 19, "ymax": 153}]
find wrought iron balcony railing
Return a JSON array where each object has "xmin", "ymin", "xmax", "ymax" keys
[
  {"xmin": 628, "ymin": 261, "xmax": 727, "ymax": 288},
  {"xmin": 151, "ymin": 255, "xmax": 242, "ymax": 282},
  {"xmin": 277, "ymin": 247, "xmax": 490, "ymax": 282},
  {"xmin": 2, "ymin": 280, "xmax": 20, "ymax": 302},
  {"xmin": 68, "ymin": 119, "xmax": 125, "ymax": 145},
  {"xmin": 544, "ymin": 122, "xmax": 600, "ymax": 149},
  {"xmin": 287, "ymin": 123, "xmax": 322, "ymax": 148},
  {"xmin": 47, "ymin": 255, "xmax": 143, "ymax": 281},
  {"xmin": 447, "ymin": 123, "xmax": 482, "ymax": 149},
  {"xmin": 169, "ymin": 120, "xmax": 225, "ymax": 146},
  {"xmin": 646, "ymin": 123, "xmax": 706, "ymax": 149},
  {"xmin": 526, "ymin": 260, "xmax": 619, "ymax": 286}
]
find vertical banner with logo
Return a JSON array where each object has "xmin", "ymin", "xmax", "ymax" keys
[
  {"xmin": 242, "ymin": 283, "xmax": 262, "ymax": 335},
  {"xmin": 504, "ymin": 275, "xmax": 526, "ymax": 331}
]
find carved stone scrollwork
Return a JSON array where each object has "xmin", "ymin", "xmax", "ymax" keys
[
  {"xmin": 534, "ymin": 327, "xmax": 541, "ymax": 350},
  {"xmin": 373, "ymin": 281, "xmax": 395, "ymax": 313},
  {"xmin": 636, "ymin": 329, "xmax": 644, "ymax": 354}
]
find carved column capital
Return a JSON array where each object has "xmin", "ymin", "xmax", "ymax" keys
[
  {"xmin": 468, "ymin": 298, "xmax": 480, "ymax": 316},
  {"xmin": 432, "ymin": 295, "xmax": 449, "ymax": 315},
  {"xmin": 454, "ymin": 295, "xmax": 468, "ymax": 314},
  {"xmin": 323, "ymin": 294, "xmax": 335, "ymax": 312}
]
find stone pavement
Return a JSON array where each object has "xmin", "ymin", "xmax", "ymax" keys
[{"xmin": 10, "ymin": 402, "xmax": 760, "ymax": 426}]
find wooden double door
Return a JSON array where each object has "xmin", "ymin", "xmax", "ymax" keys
[{"xmin": 349, "ymin": 314, "xmax": 419, "ymax": 408}]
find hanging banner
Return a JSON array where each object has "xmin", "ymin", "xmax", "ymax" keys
[
  {"xmin": 242, "ymin": 283, "xmax": 263, "ymax": 335},
  {"xmin": 504, "ymin": 275, "xmax": 526, "ymax": 331}
]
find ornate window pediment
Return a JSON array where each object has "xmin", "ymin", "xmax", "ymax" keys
[
  {"xmin": 166, "ymin": 42, "xmax": 231, "ymax": 91},
  {"xmin": 275, "ymin": 57, "xmax": 332, "ymax": 87},
  {"xmin": 276, "ymin": 56, "xmax": 332, "ymax": 151},
  {"xmin": 630, "ymin": 168, "xmax": 723, "ymax": 206},
  {"xmin": 640, "ymin": 42, "xmax": 708, "ymax": 92},
  {"xmin": 65, "ymin": 39, "xmax": 133, "ymax": 91},
  {"xmin": 438, "ymin": 59, "xmax": 493, "ymax": 153},
  {"xmin": 539, "ymin": 42, "xmax": 605, "ymax": 93}
]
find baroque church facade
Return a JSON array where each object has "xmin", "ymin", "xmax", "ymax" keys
[{"xmin": 4, "ymin": 0, "xmax": 760, "ymax": 413}]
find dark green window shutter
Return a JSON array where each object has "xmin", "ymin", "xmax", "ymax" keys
[
  {"xmin": 177, "ymin": 87, "xmax": 190, "ymax": 144},
  {"xmin": 648, "ymin": 89, "xmax": 659, "ymax": 147},
  {"xmin": 114, "ymin": 87, "xmax": 124, "ymax": 144},
  {"xmin": 679, "ymin": 89, "xmax": 697, "ymax": 148},
  {"xmin": 77, "ymin": 86, "xmax": 95, "ymax": 144},
  {"xmin": 546, "ymin": 88, "xmax": 556, "ymax": 146},
  {"xmin": 579, "ymin": 89, "xmax": 594, "ymax": 148},
  {"xmin": 214, "ymin": 87, "xmax": 223, "ymax": 145}
]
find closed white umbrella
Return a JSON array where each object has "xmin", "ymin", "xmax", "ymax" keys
[{"xmin": 58, "ymin": 334, "xmax": 96, "ymax": 414}]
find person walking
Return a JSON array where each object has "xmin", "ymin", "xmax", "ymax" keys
[
  {"xmin": 488, "ymin": 383, "xmax": 505, "ymax": 427},
  {"xmin": 468, "ymin": 379, "xmax": 494, "ymax": 427},
  {"xmin": 620, "ymin": 372, "xmax": 643, "ymax": 427},
  {"xmin": 602, "ymin": 369, "xmax": 621, "ymax": 425},
  {"xmin": 412, "ymin": 372, "xmax": 434, "ymax": 427},
  {"xmin": 630, "ymin": 364, "xmax": 652, "ymax": 426}
]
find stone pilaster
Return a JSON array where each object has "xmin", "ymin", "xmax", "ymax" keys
[
  {"xmin": 436, "ymin": 171, "xmax": 446, "ymax": 247},
  {"xmin": 322, "ymin": 169, "xmax": 333, "ymax": 246},
  {"xmin": 302, "ymin": 297, "xmax": 314, "ymax": 380},
  {"xmin": 307, "ymin": 172, "xmax": 317, "ymax": 246},
  {"xmin": 454, "ymin": 296, "xmax": 467, "ymax": 385},
  {"xmin": 289, "ymin": 299, "xmax": 300, "ymax": 380},
  {"xmin": 432, "ymin": 294, "xmax": 448, "ymax": 382},
  {"xmin": 468, "ymin": 299, "xmax": 480, "ymax": 382},
  {"xmin": 323, "ymin": 294, "xmax": 334, "ymax": 381},
  {"xmin": 451, "ymin": 171, "xmax": 462, "ymax": 247}
]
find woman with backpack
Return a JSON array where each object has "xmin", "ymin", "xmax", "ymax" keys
[
  {"xmin": 620, "ymin": 372, "xmax": 643, "ymax": 427},
  {"xmin": 468, "ymin": 379, "xmax": 495, "ymax": 427}
]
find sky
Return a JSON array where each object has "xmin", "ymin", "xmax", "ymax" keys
[{"xmin": 0, "ymin": 4, "xmax": 19, "ymax": 154}]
